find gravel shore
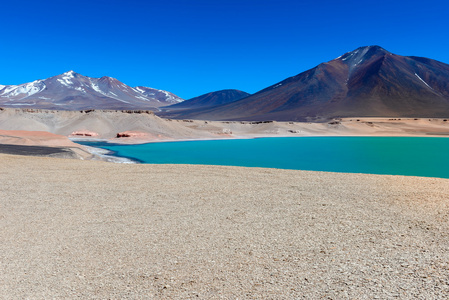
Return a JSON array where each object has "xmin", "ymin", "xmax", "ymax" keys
[
  {"xmin": 1, "ymin": 154, "xmax": 449, "ymax": 298},
  {"xmin": 0, "ymin": 144, "xmax": 75, "ymax": 157}
]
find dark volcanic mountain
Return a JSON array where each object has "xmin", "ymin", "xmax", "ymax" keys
[
  {"xmin": 0, "ymin": 71, "xmax": 183, "ymax": 110},
  {"xmin": 166, "ymin": 46, "xmax": 449, "ymax": 121},
  {"xmin": 161, "ymin": 89, "xmax": 250, "ymax": 113}
]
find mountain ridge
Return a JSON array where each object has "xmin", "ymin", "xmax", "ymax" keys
[
  {"xmin": 165, "ymin": 46, "xmax": 449, "ymax": 121},
  {"xmin": 160, "ymin": 89, "xmax": 250, "ymax": 114},
  {"xmin": 3, "ymin": 46, "xmax": 449, "ymax": 120},
  {"xmin": 0, "ymin": 71, "xmax": 184, "ymax": 110}
]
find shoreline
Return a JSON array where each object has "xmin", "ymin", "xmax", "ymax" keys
[
  {"xmin": 82, "ymin": 144, "xmax": 138, "ymax": 164},
  {"xmin": 75, "ymin": 136, "xmax": 449, "ymax": 180},
  {"xmin": 73, "ymin": 132, "xmax": 449, "ymax": 160},
  {"xmin": 71, "ymin": 131, "xmax": 449, "ymax": 147},
  {"xmin": 2, "ymin": 110, "xmax": 449, "ymax": 168}
]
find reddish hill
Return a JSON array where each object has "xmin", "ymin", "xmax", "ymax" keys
[{"xmin": 167, "ymin": 46, "xmax": 449, "ymax": 121}]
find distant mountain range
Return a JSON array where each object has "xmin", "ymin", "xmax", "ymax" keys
[
  {"xmin": 0, "ymin": 71, "xmax": 183, "ymax": 110},
  {"xmin": 160, "ymin": 89, "xmax": 250, "ymax": 114},
  {"xmin": 163, "ymin": 46, "xmax": 449, "ymax": 121},
  {"xmin": 3, "ymin": 46, "xmax": 449, "ymax": 121}
]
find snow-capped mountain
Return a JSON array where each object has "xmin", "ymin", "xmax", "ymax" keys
[{"xmin": 0, "ymin": 71, "xmax": 184, "ymax": 110}]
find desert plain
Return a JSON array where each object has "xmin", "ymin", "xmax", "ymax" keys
[
  {"xmin": 1, "ymin": 108, "xmax": 449, "ymax": 146},
  {"xmin": 1, "ymin": 108, "xmax": 449, "ymax": 298}
]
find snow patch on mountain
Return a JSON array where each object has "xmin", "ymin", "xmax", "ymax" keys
[
  {"xmin": 134, "ymin": 86, "xmax": 184, "ymax": 104},
  {"xmin": 415, "ymin": 73, "xmax": 434, "ymax": 91},
  {"xmin": 89, "ymin": 79, "xmax": 131, "ymax": 103},
  {"xmin": 74, "ymin": 87, "xmax": 86, "ymax": 93},
  {"xmin": 136, "ymin": 95, "xmax": 156, "ymax": 101},
  {"xmin": 90, "ymin": 81, "xmax": 104, "ymax": 94},
  {"xmin": 57, "ymin": 71, "xmax": 75, "ymax": 87},
  {"xmin": 0, "ymin": 80, "xmax": 45, "ymax": 99},
  {"xmin": 64, "ymin": 70, "xmax": 76, "ymax": 77},
  {"xmin": 135, "ymin": 87, "xmax": 146, "ymax": 94}
]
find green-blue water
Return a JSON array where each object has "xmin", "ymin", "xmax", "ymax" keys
[{"xmin": 79, "ymin": 137, "xmax": 449, "ymax": 178}]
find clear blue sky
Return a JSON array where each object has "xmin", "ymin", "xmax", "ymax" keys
[{"xmin": 1, "ymin": 0, "xmax": 448, "ymax": 99}]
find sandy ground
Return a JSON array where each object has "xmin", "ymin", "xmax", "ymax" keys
[
  {"xmin": 0, "ymin": 130, "xmax": 80, "ymax": 147},
  {"xmin": 1, "ymin": 109, "xmax": 449, "ymax": 146},
  {"xmin": 0, "ymin": 130, "xmax": 135, "ymax": 162},
  {"xmin": 1, "ymin": 154, "xmax": 449, "ymax": 298},
  {"xmin": 0, "ymin": 130, "xmax": 96, "ymax": 160}
]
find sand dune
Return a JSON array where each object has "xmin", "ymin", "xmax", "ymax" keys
[{"xmin": 1, "ymin": 154, "xmax": 448, "ymax": 298}]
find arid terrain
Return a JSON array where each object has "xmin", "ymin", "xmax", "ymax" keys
[
  {"xmin": 1, "ymin": 108, "xmax": 449, "ymax": 298},
  {"xmin": 1, "ymin": 109, "xmax": 449, "ymax": 150},
  {"xmin": 1, "ymin": 154, "xmax": 449, "ymax": 298}
]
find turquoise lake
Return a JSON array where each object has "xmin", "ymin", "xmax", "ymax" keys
[{"xmin": 79, "ymin": 137, "xmax": 449, "ymax": 179}]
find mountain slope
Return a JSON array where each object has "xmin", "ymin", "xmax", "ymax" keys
[
  {"xmin": 134, "ymin": 86, "xmax": 183, "ymax": 105},
  {"xmin": 0, "ymin": 71, "xmax": 184, "ymax": 110},
  {"xmin": 161, "ymin": 89, "xmax": 250, "ymax": 113},
  {"xmin": 167, "ymin": 46, "xmax": 449, "ymax": 121}
]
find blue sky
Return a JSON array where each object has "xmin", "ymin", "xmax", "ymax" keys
[{"xmin": 2, "ymin": 0, "xmax": 448, "ymax": 99}]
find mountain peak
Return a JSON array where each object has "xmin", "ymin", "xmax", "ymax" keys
[
  {"xmin": 62, "ymin": 70, "xmax": 76, "ymax": 77},
  {"xmin": 335, "ymin": 45, "xmax": 391, "ymax": 70},
  {"xmin": 357, "ymin": 45, "xmax": 387, "ymax": 52},
  {"xmin": 99, "ymin": 76, "xmax": 118, "ymax": 82},
  {"xmin": 337, "ymin": 45, "xmax": 390, "ymax": 60}
]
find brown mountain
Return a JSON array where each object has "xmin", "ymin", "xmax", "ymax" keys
[
  {"xmin": 166, "ymin": 46, "xmax": 449, "ymax": 121},
  {"xmin": 159, "ymin": 89, "xmax": 250, "ymax": 115}
]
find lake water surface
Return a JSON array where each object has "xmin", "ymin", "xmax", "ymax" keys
[{"xmin": 79, "ymin": 137, "xmax": 449, "ymax": 179}]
